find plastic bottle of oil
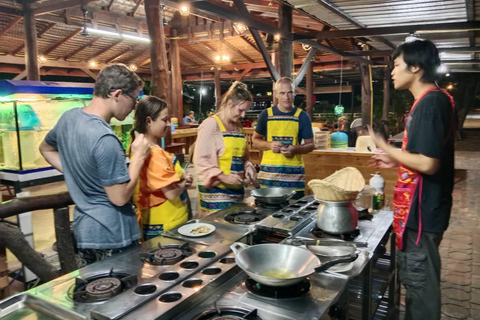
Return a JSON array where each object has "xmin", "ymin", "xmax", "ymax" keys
[{"xmin": 370, "ymin": 172, "xmax": 385, "ymax": 212}]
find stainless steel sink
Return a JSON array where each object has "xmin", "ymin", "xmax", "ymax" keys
[{"xmin": 0, "ymin": 293, "xmax": 84, "ymax": 320}]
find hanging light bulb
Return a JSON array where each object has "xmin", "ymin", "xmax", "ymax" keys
[
  {"xmin": 214, "ymin": 54, "xmax": 221, "ymax": 62},
  {"xmin": 89, "ymin": 61, "xmax": 97, "ymax": 68},
  {"xmin": 129, "ymin": 64, "xmax": 137, "ymax": 71},
  {"xmin": 179, "ymin": 5, "xmax": 190, "ymax": 16},
  {"xmin": 222, "ymin": 54, "xmax": 230, "ymax": 62},
  {"xmin": 37, "ymin": 55, "xmax": 47, "ymax": 63},
  {"xmin": 274, "ymin": 34, "xmax": 281, "ymax": 41}
]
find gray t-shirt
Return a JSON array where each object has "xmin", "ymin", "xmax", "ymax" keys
[{"xmin": 45, "ymin": 108, "xmax": 140, "ymax": 249}]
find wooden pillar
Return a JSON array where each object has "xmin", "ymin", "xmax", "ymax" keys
[
  {"xmin": 278, "ymin": 4, "xmax": 292, "ymax": 78},
  {"xmin": 360, "ymin": 64, "xmax": 373, "ymax": 127},
  {"xmin": 23, "ymin": 1, "xmax": 40, "ymax": 81},
  {"xmin": 306, "ymin": 63, "xmax": 314, "ymax": 119},
  {"xmin": 272, "ymin": 52, "xmax": 279, "ymax": 106},
  {"xmin": 144, "ymin": 0, "xmax": 171, "ymax": 143},
  {"xmin": 382, "ymin": 66, "xmax": 391, "ymax": 121},
  {"xmin": 214, "ymin": 69, "xmax": 221, "ymax": 111},
  {"xmin": 171, "ymin": 29, "xmax": 183, "ymax": 126}
]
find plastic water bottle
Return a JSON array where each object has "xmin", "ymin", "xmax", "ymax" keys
[{"xmin": 370, "ymin": 172, "xmax": 385, "ymax": 212}]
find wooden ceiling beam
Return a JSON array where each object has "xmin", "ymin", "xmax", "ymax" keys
[
  {"xmin": 138, "ymin": 58, "xmax": 151, "ymax": 67},
  {"xmin": 223, "ymin": 39, "xmax": 255, "ymax": 63},
  {"xmin": 43, "ymin": 28, "xmax": 82, "ymax": 55},
  {"xmin": 107, "ymin": 0, "xmax": 116, "ymax": 11},
  {"xmin": 177, "ymin": 49, "xmax": 202, "ymax": 66},
  {"xmin": 240, "ymin": 35, "xmax": 260, "ymax": 52},
  {"xmin": 33, "ymin": 0, "xmax": 98, "ymax": 15},
  {"xmin": 131, "ymin": 0, "xmax": 143, "ymax": 17},
  {"xmin": 64, "ymin": 36, "xmax": 102, "ymax": 60},
  {"xmin": 10, "ymin": 23, "xmax": 56, "ymax": 55},
  {"xmin": 0, "ymin": 16, "xmax": 22, "ymax": 36},
  {"xmin": 295, "ymin": 21, "xmax": 480, "ymax": 40},
  {"xmin": 180, "ymin": 43, "xmax": 216, "ymax": 64},
  {"xmin": 105, "ymin": 47, "xmax": 132, "ymax": 63},
  {"xmin": 88, "ymin": 40, "xmax": 124, "ymax": 61},
  {"xmin": 124, "ymin": 48, "xmax": 150, "ymax": 64}
]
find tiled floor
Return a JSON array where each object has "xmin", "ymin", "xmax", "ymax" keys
[{"xmin": 2, "ymin": 130, "xmax": 480, "ymax": 320}]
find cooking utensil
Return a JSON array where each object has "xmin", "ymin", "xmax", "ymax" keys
[
  {"xmin": 316, "ymin": 200, "xmax": 358, "ymax": 234},
  {"xmin": 287, "ymin": 238, "xmax": 368, "ymax": 248},
  {"xmin": 307, "ymin": 245, "xmax": 358, "ymax": 257},
  {"xmin": 250, "ymin": 188, "xmax": 296, "ymax": 205},
  {"xmin": 230, "ymin": 242, "xmax": 358, "ymax": 287}
]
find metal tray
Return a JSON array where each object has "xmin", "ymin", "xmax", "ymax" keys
[{"xmin": 0, "ymin": 293, "xmax": 84, "ymax": 320}]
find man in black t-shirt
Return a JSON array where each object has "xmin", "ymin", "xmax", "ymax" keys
[{"xmin": 369, "ymin": 39, "xmax": 456, "ymax": 320}]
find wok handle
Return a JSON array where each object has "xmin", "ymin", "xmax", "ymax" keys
[
  {"xmin": 230, "ymin": 242, "xmax": 250, "ymax": 255},
  {"xmin": 285, "ymin": 190, "xmax": 296, "ymax": 201},
  {"xmin": 314, "ymin": 253, "xmax": 359, "ymax": 273}
]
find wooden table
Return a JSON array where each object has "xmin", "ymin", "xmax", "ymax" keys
[
  {"xmin": 303, "ymin": 148, "xmax": 398, "ymax": 202},
  {"xmin": 171, "ymin": 129, "xmax": 198, "ymax": 154}
]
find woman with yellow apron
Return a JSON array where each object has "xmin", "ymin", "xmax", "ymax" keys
[
  {"xmin": 130, "ymin": 96, "xmax": 193, "ymax": 240},
  {"xmin": 195, "ymin": 82, "xmax": 256, "ymax": 215}
]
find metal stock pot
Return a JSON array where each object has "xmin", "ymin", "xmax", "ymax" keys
[{"xmin": 230, "ymin": 243, "xmax": 358, "ymax": 287}]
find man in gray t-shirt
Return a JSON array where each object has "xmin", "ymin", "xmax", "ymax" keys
[{"xmin": 40, "ymin": 65, "xmax": 150, "ymax": 264}]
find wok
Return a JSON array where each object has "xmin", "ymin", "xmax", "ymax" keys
[
  {"xmin": 250, "ymin": 187, "xmax": 296, "ymax": 205},
  {"xmin": 230, "ymin": 242, "xmax": 358, "ymax": 287}
]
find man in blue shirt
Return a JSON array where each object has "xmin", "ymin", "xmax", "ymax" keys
[
  {"xmin": 184, "ymin": 110, "xmax": 197, "ymax": 125},
  {"xmin": 39, "ymin": 64, "xmax": 150, "ymax": 265},
  {"xmin": 253, "ymin": 77, "xmax": 314, "ymax": 199}
]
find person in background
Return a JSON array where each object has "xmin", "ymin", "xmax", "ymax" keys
[
  {"xmin": 184, "ymin": 110, "xmax": 197, "ymax": 125},
  {"xmin": 253, "ymin": 77, "xmax": 314, "ymax": 199},
  {"xmin": 194, "ymin": 81, "xmax": 257, "ymax": 216},
  {"xmin": 39, "ymin": 64, "xmax": 149, "ymax": 265},
  {"xmin": 369, "ymin": 39, "xmax": 456, "ymax": 320},
  {"xmin": 130, "ymin": 96, "xmax": 193, "ymax": 240}
]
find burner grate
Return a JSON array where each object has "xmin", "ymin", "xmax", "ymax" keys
[
  {"xmin": 311, "ymin": 228, "xmax": 361, "ymax": 241},
  {"xmin": 70, "ymin": 268, "xmax": 137, "ymax": 303},
  {"xmin": 140, "ymin": 243, "xmax": 194, "ymax": 266},
  {"xmin": 245, "ymin": 277, "xmax": 310, "ymax": 299},
  {"xmin": 254, "ymin": 200, "xmax": 288, "ymax": 209},
  {"xmin": 224, "ymin": 211, "xmax": 268, "ymax": 225},
  {"xmin": 191, "ymin": 304, "xmax": 262, "ymax": 320}
]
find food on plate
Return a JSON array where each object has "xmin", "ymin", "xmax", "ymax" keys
[
  {"xmin": 260, "ymin": 268, "xmax": 296, "ymax": 279},
  {"xmin": 191, "ymin": 225, "xmax": 211, "ymax": 235}
]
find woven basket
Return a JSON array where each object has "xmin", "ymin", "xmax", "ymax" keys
[{"xmin": 308, "ymin": 167, "xmax": 365, "ymax": 202}]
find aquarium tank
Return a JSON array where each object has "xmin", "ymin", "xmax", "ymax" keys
[{"xmin": 0, "ymin": 80, "xmax": 135, "ymax": 172}]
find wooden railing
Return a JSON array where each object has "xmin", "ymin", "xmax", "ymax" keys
[{"xmin": 243, "ymin": 127, "xmax": 262, "ymax": 166}]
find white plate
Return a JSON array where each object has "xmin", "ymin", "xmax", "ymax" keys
[{"xmin": 177, "ymin": 223, "xmax": 216, "ymax": 237}]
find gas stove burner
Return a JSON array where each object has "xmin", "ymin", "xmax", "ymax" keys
[
  {"xmin": 311, "ymin": 227, "xmax": 361, "ymax": 241},
  {"xmin": 254, "ymin": 199, "xmax": 288, "ymax": 209},
  {"xmin": 288, "ymin": 203, "xmax": 303, "ymax": 208},
  {"xmin": 70, "ymin": 268, "xmax": 137, "ymax": 303},
  {"xmin": 224, "ymin": 211, "xmax": 268, "ymax": 225},
  {"xmin": 294, "ymin": 199, "xmax": 309, "ymax": 204},
  {"xmin": 192, "ymin": 304, "xmax": 262, "ymax": 320},
  {"xmin": 140, "ymin": 243, "xmax": 194, "ymax": 265},
  {"xmin": 245, "ymin": 277, "xmax": 310, "ymax": 299},
  {"xmin": 281, "ymin": 208, "xmax": 294, "ymax": 213}
]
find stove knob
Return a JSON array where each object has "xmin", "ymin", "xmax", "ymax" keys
[{"xmin": 328, "ymin": 304, "xmax": 346, "ymax": 320}]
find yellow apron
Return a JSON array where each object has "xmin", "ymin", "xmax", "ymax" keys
[
  {"xmin": 137, "ymin": 153, "xmax": 188, "ymax": 240},
  {"xmin": 198, "ymin": 115, "xmax": 246, "ymax": 212},
  {"xmin": 257, "ymin": 107, "xmax": 305, "ymax": 191}
]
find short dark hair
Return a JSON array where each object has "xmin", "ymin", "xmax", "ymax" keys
[
  {"xmin": 392, "ymin": 39, "xmax": 441, "ymax": 83},
  {"xmin": 94, "ymin": 64, "xmax": 144, "ymax": 98}
]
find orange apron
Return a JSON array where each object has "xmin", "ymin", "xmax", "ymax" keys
[{"xmin": 393, "ymin": 87, "xmax": 455, "ymax": 250}]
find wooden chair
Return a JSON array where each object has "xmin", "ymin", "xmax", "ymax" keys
[{"xmin": 243, "ymin": 128, "xmax": 262, "ymax": 166}]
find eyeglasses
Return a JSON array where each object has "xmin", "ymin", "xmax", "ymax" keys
[
  {"xmin": 109, "ymin": 89, "xmax": 138, "ymax": 104},
  {"xmin": 122, "ymin": 92, "xmax": 139, "ymax": 104}
]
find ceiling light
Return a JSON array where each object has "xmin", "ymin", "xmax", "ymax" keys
[
  {"xmin": 86, "ymin": 28, "xmax": 150, "ymax": 43},
  {"xmin": 233, "ymin": 23, "xmax": 247, "ymax": 35},
  {"xmin": 89, "ymin": 61, "xmax": 97, "ymax": 68},
  {"xmin": 274, "ymin": 34, "xmax": 281, "ymax": 41},
  {"xmin": 180, "ymin": 5, "xmax": 190, "ymax": 16},
  {"xmin": 446, "ymin": 73, "xmax": 450, "ymax": 77},
  {"xmin": 37, "ymin": 55, "xmax": 47, "ymax": 63},
  {"xmin": 129, "ymin": 64, "xmax": 137, "ymax": 71},
  {"xmin": 446, "ymin": 84, "xmax": 453, "ymax": 90}
]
